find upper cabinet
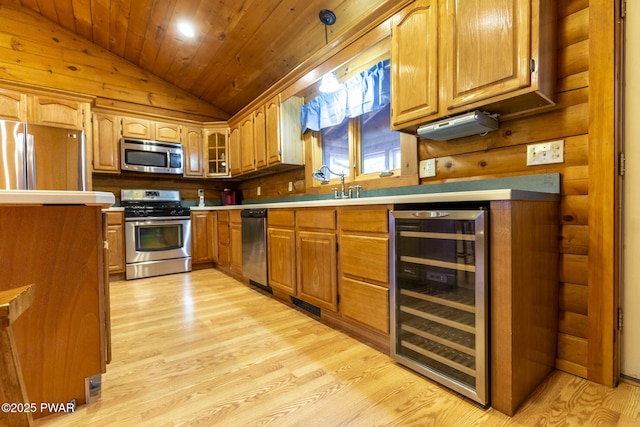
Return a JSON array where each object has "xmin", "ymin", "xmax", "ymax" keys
[
  {"xmin": 183, "ymin": 126, "xmax": 204, "ymax": 177},
  {"xmin": 253, "ymin": 105, "xmax": 267, "ymax": 170},
  {"xmin": 92, "ymin": 112, "xmax": 121, "ymax": 173},
  {"xmin": 121, "ymin": 117, "xmax": 182, "ymax": 142},
  {"xmin": 228, "ymin": 94, "xmax": 304, "ymax": 178},
  {"xmin": 240, "ymin": 114, "xmax": 255, "ymax": 174},
  {"xmin": 228, "ymin": 124, "xmax": 242, "ymax": 176},
  {"xmin": 204, "ymin": 124, "xmax": 229, "ymax": 177},
  {"xmin": 0, "ymin": 87, "xmax": 27, "ymax": 121},
  {"xmin": 265, "ymin": 95, "xmax": 304, "ymax": 167},
  {"xmin": 391, "ymin": 0, "xmax": 439, "ymax": 126},
  {"xmin": 27, "ymin": 95, "xmax": 88, "ymax": 129},
  {"xmin": 121, "ymin": 117, "xmax": 152, "ymax": 139},
  {"xmin": 155, "ymin": 121, "xmax": 182, "ymax": 143},
  {"xmin": 391, "ymin": 0, "xmax": 556, "ymax": 132}
]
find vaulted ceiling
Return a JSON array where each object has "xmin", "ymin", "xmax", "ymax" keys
[{"xmin": 9, "ymin": 0, "xmax": 398, "ymax": 117}]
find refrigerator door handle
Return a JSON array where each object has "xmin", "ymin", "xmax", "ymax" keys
[{"xmin": 26, "ymin": 133, "xmax": 36, "ymax": 189}]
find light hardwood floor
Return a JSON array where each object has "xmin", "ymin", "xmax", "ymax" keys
[{"xmin": 36, "ymin": 269, "xmax": 639, "ymax": 426}]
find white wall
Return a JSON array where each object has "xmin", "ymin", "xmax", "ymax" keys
[{"xmin": 622, "ymin": 0, "xmax": 640, "ymax": 380}]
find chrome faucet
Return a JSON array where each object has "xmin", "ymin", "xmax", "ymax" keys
[{"xmin": 311, "ymin": 165, "xmax": 348, "ymax": 199}]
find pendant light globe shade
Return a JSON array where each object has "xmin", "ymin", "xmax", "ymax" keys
[{"xmin": 319, "ymin": 72, "xmax": 341, "ymax": 93}]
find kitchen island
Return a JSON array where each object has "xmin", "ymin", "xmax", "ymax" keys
[{"xmin": 0, "ymin": 190, "xmax": 114, "ymax": 419}]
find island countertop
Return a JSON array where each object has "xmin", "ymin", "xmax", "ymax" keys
[{"xmin": 0, "ymin": 190, "xmax": 115, "ymax": 207}]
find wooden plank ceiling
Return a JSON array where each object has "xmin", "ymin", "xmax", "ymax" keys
[{"xmin": 9, "ymin": 0, "xmax": 393, "ymax": 117}]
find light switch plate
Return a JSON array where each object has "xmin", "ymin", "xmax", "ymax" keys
[
  {"xmin": 527, "ymin": 140, "xmax": 564, "ymax": 166},
  {"xmin": 419, "ymin": 159, "xmax": 436, "ymax": 178}
]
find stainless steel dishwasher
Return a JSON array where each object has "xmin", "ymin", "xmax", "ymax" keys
[{"xmin": 241, "ymin": 208, "xmax": 270, "ymax": 292}]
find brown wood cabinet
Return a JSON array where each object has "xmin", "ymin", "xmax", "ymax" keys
[
  {"xmin": 391, "ymin": 0, "xmax": 555, "ymax": 131},
  {"xmin": 204, "ymin": 125, "xmax": 229, "ymax": 177},
  {"xmin": 155, "ymin": 121, "xmax": 181, "ymax": 143},
  {"xmin": 229, "ymin": 210, "xmax": 242, "ymax": 274},
  {"xmin": 240, "ymin": 114, "xmax": 255, "ymax": 173},
  {"xmin": 391, "ymin": 0, "xmax": 439, "ymax": 127},
  {"xmin": 105, "ymin": 210, "xmax": 125, "ymax": 273},
  {"xmin": 265, "ymin": 95, "xmax": 304, "ymax": 167},
  {"xmin": 228, "ymin": 125, "xmax": 241, "ymax": 176},
  {"xmin": 121, "ymin": 116, "xmax": 152, "ymax": 139},
  {"xmin": 489, "ymin": 199, "xmax": 559, "ymax": 415},
  {"xmin": 296, "ymin": 208, "xmax": 338, "ymax": 312},
  {"xmin": 183, "ymin": 126, "xmax": 204, "ymax": 177},
  {"xmin": 253, "ymin": 105, "xmax": 267, "ymax": 170},
  {"xmin": 92, "ymin": 112, "xmax": 121, "ymax": 173},
  {"xmin": 0, "ymin": 205, "xmax": 107, "ymax": 417},
  {"xmin": 121, "ymin": 116, "xmax": 182, "ymax": 143},
  {"xmin": 339, "ymin": 206, "xmax": 390, "ymax": 333},
  {"xmin": 0, "ymin": 87, "xmax": 27, "ymax": 121},
  {"xmin": 267, "ymin": 209, "xmax": 297, "ymax": 295},
  {"xmin": 27, "ymin": 94, "xmax": 87, "ymax": 129},
  {"xmin": 217, "ymin": 211, "xmax": 230, "ymax": 267},
  {"xmin": 191, "ymin": 211, "xmax": 217, "ymax": 264}
]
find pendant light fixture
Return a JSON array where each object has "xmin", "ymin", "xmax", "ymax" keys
[
  {"xmin": 319, "ymin": 72, "xmax": 342, "ymax": 93},
  {"xmin": 318, "ymin": 9, "xmax": 341, "ymax": 93}
]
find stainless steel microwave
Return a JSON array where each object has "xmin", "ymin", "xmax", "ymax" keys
[{"xmin": 121, "ymin": 138, "xmax": 184, "ymax": 174}]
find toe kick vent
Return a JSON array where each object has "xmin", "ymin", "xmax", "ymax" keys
[{"xmin": 291, "ymin": 297, "xmax": 321, "ymax": 317}]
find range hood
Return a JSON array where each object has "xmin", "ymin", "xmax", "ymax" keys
[{"xmin": 417, "ymin": 111, "xmax": 499, "ymax": 141}]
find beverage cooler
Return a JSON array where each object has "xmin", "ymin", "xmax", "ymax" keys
[{"xmin": 389, "ymin": 206, "xmax": 489, "ymax": 405}]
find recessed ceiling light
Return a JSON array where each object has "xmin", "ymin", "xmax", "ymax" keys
[{"xmin": 177, "ymin": 20, "xmax": 196, "ymax": 38}]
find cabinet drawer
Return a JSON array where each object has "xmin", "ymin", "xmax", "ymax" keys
[
  {"xmin": 268, "ymin": 209, "xmax": 295, "ymax": 227},
  {"xmin": 341, "ymin": 277, "xmax": 389, "ymax": 333},
  {"xmin": 296, "ymin": 208, "xmax": 336, "ymax": 230},
  {"xmin": 229, "ymin": 210, "xmax": 242, "ymax": 224},
  {"xmin": 340, "ymin": 207, "xmax": 389, "ymax": 233},
  {"xmin": 106, "ymin": 211, "xmax": 123, "ymax": 225},
  {"xmin": 341, "ymin": 234, "xmax": 389, "ymax": 284}
]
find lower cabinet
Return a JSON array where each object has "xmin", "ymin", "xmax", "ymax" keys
[
  {"xmin": 229, "ymin": 210, "xmax": 242, "ymax": 274},
  {"xmin": 267, "ymin": 209, "xmax": 297, "ymax": 295},
  {"xmin": 296, "ymin": 208, "xmax": 338, "ymax": 312},
  {"xmin": 217, "ymin": 211, "xmax": 230, "ymax": 267},
  {"xmin": 105, "ymin": 210, "xmax": 125, "ymax": 274},
  {"xmin": 338, "ymin": 206, "xmax": 390, "ymax": 333},
  {"xmin": 191, "ymin": 211, "xmax": 217, "ymax": 264}
]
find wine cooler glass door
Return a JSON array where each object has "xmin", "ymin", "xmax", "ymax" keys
[{"xmin": 390, "ymin": 209, "xmax": 488, "ymax": 405}]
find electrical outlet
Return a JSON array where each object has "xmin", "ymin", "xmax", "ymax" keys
[
  {"xmin": 256, "ymin": 186, "xmax": 261, "ymax": 196},
  {"xmin": 527, "ymin": 140, "xmax": 564, "ymax": 166},
  {"xmin": 419, "ymin": 159, "xmax": 436, "ymax": 178},
  {"xmin": 288, "ymin": 181, "xmax": 293, "ymax": 192}
]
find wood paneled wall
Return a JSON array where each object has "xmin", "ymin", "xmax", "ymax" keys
[
  {"xmin": 0, "ymin": 5, "xmax": 228, "ymax": 120},
  {"xmin": 417, "ymin": 0, "xmax": 618, "ymax": 385}
]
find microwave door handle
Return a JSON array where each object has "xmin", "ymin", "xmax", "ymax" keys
[{"xmin": 26, "ymin": 133, "xmax": 36, "ymax": 189}]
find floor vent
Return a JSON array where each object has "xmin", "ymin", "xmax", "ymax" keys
[{"xmin": 291, "ymin": 297, "xmax": 321, "ymax": 317}]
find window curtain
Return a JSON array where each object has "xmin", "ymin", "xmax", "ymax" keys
[{"xmin": 300, "ymin": 59, "xmax": 390, "ymax": 133}]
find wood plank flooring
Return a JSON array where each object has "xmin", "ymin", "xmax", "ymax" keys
[{"xmin": 36, "ymin": 269, "xmax": 639, "ymax": 426}]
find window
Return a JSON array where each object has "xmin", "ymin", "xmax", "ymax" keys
[
  {"xmin": 320, "ymin": 103, "xmax": 400, "ymax": 181},
  {"xmin": 321, "ymin": 116, "xmax": 350, "ymax": 177},
  {"xmin": 360, "ymin": 104, "xmax": 400, "ymax": 174}
]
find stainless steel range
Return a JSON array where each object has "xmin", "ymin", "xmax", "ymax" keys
[{"xmin": 121, "ymin": 189, "xmax": 191, "ymax": 280}]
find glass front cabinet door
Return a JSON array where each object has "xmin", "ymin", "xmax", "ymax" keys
[{"xmin": 205, "ymin": 126, "xmax": 229, "ymax": 177}]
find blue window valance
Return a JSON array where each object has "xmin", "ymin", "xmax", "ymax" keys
[{"xmin": 300, "ymin": 59, "xmax": 390, "ymax": 133}]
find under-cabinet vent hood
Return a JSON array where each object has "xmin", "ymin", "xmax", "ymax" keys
[{"xmin": 417, "ymin": 111, "xmax": 499, "ymax": 141}]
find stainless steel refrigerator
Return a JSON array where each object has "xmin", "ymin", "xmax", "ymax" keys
[{"xmin": 0, "ymin": 120, "xmax": 86, "ymax": 190}]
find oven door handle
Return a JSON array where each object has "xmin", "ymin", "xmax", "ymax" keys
[{"xmin": 125, "ymin": 216, "xmax": 191, "ymax": 223}]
